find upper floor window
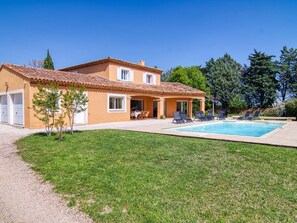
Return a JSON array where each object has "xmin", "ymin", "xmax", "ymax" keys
[
  {"xmin": 143, "ymin": 73, "xmax": 156, "ymax": 85},
  {"xmin": 121, "ymin": 69, "xmax": 129, "ymax": 81},
  {"xmin": 146, "ymin": 74, "xmax": 153, "ymax": 84},
  {"xmin": 117, "ymin": 68, "xmax": 134, "ymax": 81}
]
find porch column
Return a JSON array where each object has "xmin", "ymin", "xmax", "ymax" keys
[
  {"xmin": 200, "ymin": 99, "xmax": 205, "ymax": 113},
  {"xmin": 126, "ymin": 96, "xmax": 131, "ymax": 117},
  {"xmin": 157, "ymin": 98, "xmax": 165, "ymax": 119},
  {"xmin": 188, "ymin": 100, "xmax": 193, "ymax": 118}
]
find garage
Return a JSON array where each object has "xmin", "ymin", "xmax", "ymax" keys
[
  {"xmin": 0, "ymin": 95, "xmax": 8, "ymax": 123},
  {"xmin": 12, "ymin": 93, "xmax": 24, "ymax": 126}
]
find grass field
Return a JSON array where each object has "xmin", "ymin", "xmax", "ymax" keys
[{"xmin": 17, "ymin": 130, "xmax": 297, "ymax": 222}]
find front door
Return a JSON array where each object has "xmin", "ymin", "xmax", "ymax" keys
[{"xmin": 153, "ymin": 101, "xmax": 158, "ymax": 118}]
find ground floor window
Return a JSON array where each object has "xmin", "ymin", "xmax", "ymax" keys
[
  {"xmin": 108, "ymin": 94, "xmax": 126, "ymax": 112},
  {"xmin": 131, "ymin": 99, "xmax": 143, "ymax": 111},
  {"xmin": 177, "ymin": 101, "xmax": 188, "ymax": 115}
]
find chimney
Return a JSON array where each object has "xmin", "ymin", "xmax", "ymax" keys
[{"xmin": 138, "ymin": 60, "xmax": 145, "ymax": 66}]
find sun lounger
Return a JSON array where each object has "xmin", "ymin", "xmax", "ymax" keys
[
  {"xmin": 180, "ymin": 112, "xmax": 193, "ymax": 123},
  {"xmin": 172, "ymin": 111, "xmax": 184, "ymax": 124}
]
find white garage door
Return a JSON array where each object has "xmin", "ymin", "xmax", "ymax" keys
[
  {"xmin": 13, "ymin": 93, "xmax": 23, "ymax": 126},
  {"xmin": 0, "ymin": 96, "xmax": 8, "ymax": 123},
  {"xmin": 74, "ymin": 110, "xmax": 87, "ymax": 124}
]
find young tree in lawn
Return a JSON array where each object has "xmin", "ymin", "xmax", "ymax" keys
[
  {"xmin": 277, "ymin": 46, "xmax": 297, "ymax": 101},
  {"xmin": 62, "ymin": 86, "xmax": 88, "ymax": 134},
  {"xmin": 32, "ymin": 84, "xmax": 61, "ymax": 136},
  {"xmin": 205, "ymin": 54, "xmax": 242, "ymax": 114},
  {"xmin": 242, "ymin": 50, "xmax": 278, "ymax": 108},
  {"xmin": 44, "ymin": 49, "xmax": 55, "ymax": 70}
]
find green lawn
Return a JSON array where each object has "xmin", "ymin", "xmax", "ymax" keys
[{"xmin": 17, "ymin": 130, "xmax": 297, "ymax": 223}]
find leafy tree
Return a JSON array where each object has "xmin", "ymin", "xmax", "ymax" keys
[
  {"xmin": 205, "ymin": 54, "xmax": 242, "ymax": 113},
  {"xmin": 62, "ymin": 86, "xmax": 88, "ymax": 134},
  {"xmin": 167, "ymin": 66, "xmax": 210, "ymax": 111},
  {"xmin": 277, "ymin": 46, "xmax": 297, "ymax": 100},
  {"xmin": 242, "ymin": 50, "xmax": 278, "ymax": 108},
  {"xmin": 229, "ymin": 94, "xmax": 248, "ymax": 113},
  {"xmin": 167, "ymin": 66, "xmax": 208, "ymax": 92},
  {"xmin": 32, "ymin": 84, "xmax": 61, "ymax": 136},
  {"xmin": 44, "ymin": 49, "xmax": 55, "ymax": 70}
]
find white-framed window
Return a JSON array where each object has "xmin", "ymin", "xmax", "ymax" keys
[
  {"xmin": 108, "ymin": 94, "xmax": 126, "ymax": 112},
  {"xmin": 117, "ymin": 67, "xmax": 134, "ymax": 81},
  {"xmin": 121, "ymin": 69, "xmax": 129, "ymax": 80},
  {"xmin": 146, "ymin": 74, "xmax": 153, "ymax": 84},
  {"xmin": 143, "ymin": 73, "xmax": 156, "ymax": 84}
]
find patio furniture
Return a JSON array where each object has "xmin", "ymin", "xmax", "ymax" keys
[
  {"xmin": 143, "ymin": 111, "xmax": 150, "ymax": 119},
  {"xmin": 180, "ymin": 111, "xmax": 193, "ymax": 123},
  {"xmin": 172, "ymin": 111, "xmax": 184, "ymax": 124},
  {"xmin": 238, "ymin": 111, "xmax": 251, "ymax": 120},
  {"xmin": 217, "ymin": 110, "xmax": 226, "ymax": 120},
  {"xmin": 206, "ymin": 110, "xmax": 215, "ymax": 120},
  {"xmin": 194, "ymin": 111, "xmax": 208, "ymax": 121},
  {"xmin": 247, "ymin": 110, "xmax": 260, "ymax": 120},
  {"xmin": 131, "ymin": 110, "xmax": 141, "ymax": 119}
]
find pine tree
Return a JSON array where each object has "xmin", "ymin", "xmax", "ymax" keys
[
  {"xmin": 277, "ymin": 46, "xmax": 297, "ymax": 100},
  {"xmin": 205, "ymin": 54, "xmax": 242, "ymax": 112},
  {"xmin": 44, "ymin": 49, "xmax": 55, "ymax": 70},
  {"xmin": 242, "ymin": 50, "xmax": 278, "ymax": 108}
]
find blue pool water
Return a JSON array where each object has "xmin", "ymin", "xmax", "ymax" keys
[{"xmin": 173, "ymin": 121, "xmax": 284, "ymax": 137}]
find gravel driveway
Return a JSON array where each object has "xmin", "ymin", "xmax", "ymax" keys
[{"xmin": 0, "ymin": 124, "xmax": 93, "ymax": 223}]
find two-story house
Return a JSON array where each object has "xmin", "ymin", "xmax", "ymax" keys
[{"xmin": 0, "ymin": 57, "xmax": 205, "ymax": 129}]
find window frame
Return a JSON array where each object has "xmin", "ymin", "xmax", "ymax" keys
[
  {"xmin": 143, "ymin": 72, "xmax": 156, "ymax": 85},
  {"xmin": 107, "ymin": 93, "xmax": 126, "ymax": 113},
  {"xmin": 121, "ymin": 69, "xmax": 130, "ymax": 81}
]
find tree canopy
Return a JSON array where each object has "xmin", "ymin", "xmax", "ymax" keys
[
  {"xmin": 242, "ymin": 50, "xmax": 278, "ymax": 108},
  {"xmin": 277, "ymin": 46, "xmax": 297, "ymax": 101},
  {"xmin": 167, "ymin": 66, "xmax": 208, "ymax": 93},
  {"xmin": 205, "ymin": 54, "xmax": 242, "ymax": 111}
]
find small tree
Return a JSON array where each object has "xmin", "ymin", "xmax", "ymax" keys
[
  {"xmin": 32, "ymin": 84, "xmax": 61, "ymax": 136},
  {"xmin": 62, "ymin": 86, "xmax": 88, "ymax": 134},
  {"xmin": 44, "ymin": 49, "xmax": 55, "ymax": 70},
  {"xmin": 54, "ymin": 112, "xmax": 67, "ymax": 141}
]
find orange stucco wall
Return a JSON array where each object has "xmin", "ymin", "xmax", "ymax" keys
[
  {"xmin": 65, "ymin": 62, "xmax": 161, "ymax": 85},
  {"xmin": 108, "ymin": 63, "xmax": 161, "ymax": 85},
  {"xmin": 0, "ymin": 68, "xmax": 31, "ymax": 128},
  {"xmin": 0, "ymin": 67, "xmax": 205, "ymax": 129},
  {"xmin": 67, "ymin": 63, "xmax": 110, "ymax": 79},
  {"xmin": 165, "ymin": 98, "xmax": 193, "ymax": 117}
]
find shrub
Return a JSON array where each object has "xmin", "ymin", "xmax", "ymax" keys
[{"xmin": 284, "ymin": 98, "xmax": 297, "ymax": 118}]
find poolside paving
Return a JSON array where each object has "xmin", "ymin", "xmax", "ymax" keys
[{"xmin": 74, "ymin": 119, "xmax": 297, "ymax": 148}]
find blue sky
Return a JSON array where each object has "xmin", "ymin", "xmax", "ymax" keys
[{"xmin": 0, "ymin": 0, "xmax": 296, "ymax": 71}]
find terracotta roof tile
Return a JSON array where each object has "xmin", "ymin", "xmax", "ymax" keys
[{"xmin": 2, "ymin": 64, "xmax": 205, "ymax": 97}]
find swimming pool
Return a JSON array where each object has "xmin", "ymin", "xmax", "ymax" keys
[{"xmin": 172, "ymin": 121, "xmax": 285, "ymax": 137}]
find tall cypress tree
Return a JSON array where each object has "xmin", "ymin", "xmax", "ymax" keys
[
  {"xmin": 44, "ymin": 49, "xmax": 55, "ymax": 70},
  {"xmin": 242, "ymin": 50, "xmax": 277, "ymax": 108}
]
